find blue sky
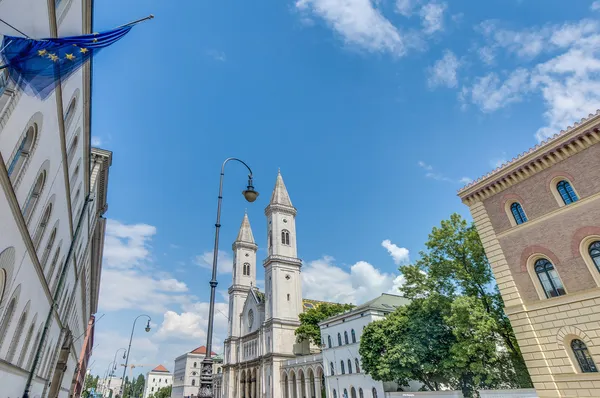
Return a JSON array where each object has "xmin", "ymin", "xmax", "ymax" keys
[{"xmin": 90, "ymin": 0, "xmax": 600, "ymax": 378}]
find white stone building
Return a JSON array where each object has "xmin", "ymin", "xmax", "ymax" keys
[
  {"xmin": 319, "ymin": 294, "xmax": 421, "ymax": 398},
  {"xmin": 222, "ymin": 172, "xmax": 330, "ymax": 398},
  {"xmin": 144, "ymin": 365, "xmax": 173, "ymax": 398},
  {"xmin": 171, "ymin": 345, "xmax": 222, "ymax": 398},
  {"xmin": 0, "ymin": 1, "xmax": 111, "ymax": 397}
]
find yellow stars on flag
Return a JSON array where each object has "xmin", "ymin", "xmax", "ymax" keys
[
  {"xmin": 37, "ymin": 49, "xmax": 47, "ymax": 56},
  {"xmin": 92, "ymin": 32, "xmax": 99, "ymax": 43},
  {"xmin": 65, "ymin": 53, "xmax": 76, "ymax": 61},
  {"xmin": 48, "ymin": 53, "xmax": 59, "ymax": 62},
  {"xmin": 79, "ymin": 48, "xmax": 88, "ymax": 54}
]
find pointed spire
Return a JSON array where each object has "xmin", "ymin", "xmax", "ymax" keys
[
  {"xmin": 270, "ymin": 170, "xmax": 293, "ymax": 207},
  {"xmin": 235, "ymin": 212, "xmax": 255, "ymax": 243}
]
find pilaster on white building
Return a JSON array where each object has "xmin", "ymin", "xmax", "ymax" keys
[
  {"xmin": 319, "ymin": 294, "xmax": 422, "ymax": 398},
  {"xmin": 0, "ymin": 1, "xmax": 111, "ymax": 397},
  {"xmin": 143, "ymin": 365, "xmax": 173, "ymax": 398}
]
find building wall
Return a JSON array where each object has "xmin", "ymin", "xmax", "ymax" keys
[
  {"xmin": 0, "ymin": 1, "xmax": 109, "ymax": 397},
  {"xmin": 461, "ymin": 124, "xmax": 600, "ymax": 397},
  {"xmin": 171, "ymin": 353, "xmax": 211, "ymax": 398},
  {"xmin": 321, "ymin": 311, "xmax": 386, "ymax": 398},
  {"xmin": 144, "ymin": 371, "xmax": 173, "ymax": 398}
]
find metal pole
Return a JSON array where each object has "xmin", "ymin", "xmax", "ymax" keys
[
  {"xmin": 199, "ymin": 158, "xmax": 254, "ymax": 398},
  {"xmin": 108, "ymin": 348, "xmax": 126, "ymax": 393},
  {"xmin": 120, "ymin": 315, "xmax": 150, "ymax": 396}
]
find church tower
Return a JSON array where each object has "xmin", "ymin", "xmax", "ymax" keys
[
  {"xmin": 225, "ymin": 212, "xmax": 257, "ymax": 364},
  {"xmin": 264, "ymin": 171, "xmax": 303, "ymax": 331}
]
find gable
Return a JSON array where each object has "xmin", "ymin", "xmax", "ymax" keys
[{"xmin": 241, "ymin": 293, "xmax": 263, "ymax": 335}]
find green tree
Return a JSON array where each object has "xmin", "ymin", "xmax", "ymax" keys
[
  {"xmin": 361, "ymin": 214, "xmax": 532, "ymax": 397},
  {"xmin": 82, "ymin": 374, "xmax": 99, "ymax": 397},
  {"xmin": 148, "ymin": 385, "xmax": 172, "ymax": 398},
  {"xmin": 360, "ymin": 296, "xmax": 456, "ymax": 391},
  {"xmin": 295, "ymin": 302, "xmax": 354, "ymax": 346}
]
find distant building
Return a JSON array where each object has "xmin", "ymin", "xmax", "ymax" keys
[
  {"xmin": 171, "ymin": 345, "xmax": 220, "ymax": 398},
  {"xmin": 143, "ymin": 365, "xmax": 173, "ymax": 398},
  {"xmin": 318, "ymin": 293, "xmax": 422, "ymax": 398},
  {"xmin": 97, "ymin": 376, "xmax": 123, "ymax": 398},
  {"xmin": 458, "ymin": 111, "xmax": 600, "ymax": 397}
]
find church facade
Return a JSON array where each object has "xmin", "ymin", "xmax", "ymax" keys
[{"xmin": 222, "ymin": 171, "xmax": 324, "ymax": 398}]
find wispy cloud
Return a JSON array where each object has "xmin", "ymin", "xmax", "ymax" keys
[
  {"xmin": 207, "ymin": 50, "xmax": 226, "ymax": 62},
  {"xmin": 91, "ymin": 136, "xmax": 103, "ymax": 147},
  {"xmin": 194, "ymin": 250, "xmax": 234, "ymax": 274},
  {"xmin": 420, "ymin": 2, "xmax": 447, "ymax": 35},
  {"xmin": 295, "ymin": 0, "xmax": 409, "ymax": 56},
  {"xmin": 428, "ymin": 50, "xmax": 460, "ymax": 88},
  {"xmin": 418, "ymin": 161, "xmax": 471, "ymax": 184},
  {"xmin": 462, "ymin": 18, "xmax": 600, "ymax": 141},
  {"xmin": 591, "ymin": 1, "xmax": 600, "ymax": 11}
]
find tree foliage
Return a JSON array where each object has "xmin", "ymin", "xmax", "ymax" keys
[
  {"xmin": 148, "ymin": 385, "xmax": 172, "ymax": 398},
  {"xmin": 295, "ymin": 302, "xmax": 355, "ymax": 346},
  {"xmin": 360, "ymin": 214, "xmax": 532, "ymax": 397}
]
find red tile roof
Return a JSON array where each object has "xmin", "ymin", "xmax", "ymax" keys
[
  {"xmin": 151, "ymin": 365, "xmax": 170, "ymax": 373},
  {"xmin": 190, "ymin": 345, "xmax": 217, "ymax": 355}
]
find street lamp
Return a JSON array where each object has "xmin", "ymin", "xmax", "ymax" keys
[
  {"xmin": 108, "ymin": 348, "xmax": 127, "ymax": 392},
  {"xmin": 198, "ymin": 158, "xmax": 258, "ymax": 398},
  {"xmin": 120, "ymin": 315, "xmax": 151, "ymax": 397},
  {"xmin": 103, "ymin": 361, "xmax": 116, "ymax": 397}
]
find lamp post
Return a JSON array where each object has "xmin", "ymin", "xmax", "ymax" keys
[
  {"xmin": 198, "ymin": 158, "xmax": 259, "ymax": 398},
  {"xmin": 108, "ymin": 348, "xmax": 127, "ymax": 393},
  {"xmin": 103, "ymin": 361, "xmax": 116, "ymax": 397},
  {"xmin": 120, "ymin": 315, "xmax": 151, "ymax": 397}
]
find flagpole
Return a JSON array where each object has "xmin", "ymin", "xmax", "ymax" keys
[
  {"xmin": 117, "ymin": 14, "xmax": 154, "ymax": 28},
  {"xmin": 0, "ymin": 17, "xmax": 31, "ymax": 38}
]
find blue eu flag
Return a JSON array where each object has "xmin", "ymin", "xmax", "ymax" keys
[{"xmin": 1, "ymin": 26, "xmax": 132, "ymax": 99}]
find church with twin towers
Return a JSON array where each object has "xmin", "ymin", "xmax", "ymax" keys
[{"xmin": 222, "ymin": 171, "xmax": 325, "ymax": 398}]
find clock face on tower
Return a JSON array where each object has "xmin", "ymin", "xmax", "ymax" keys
[{"xmin": 248, "ymin": 309, "xmax": 254, "ymax": 328}]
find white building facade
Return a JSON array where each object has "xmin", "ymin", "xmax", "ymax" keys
[
  {"xmin": 319, "ymin": 294, "xmax": 421, "ymax": 398},
  {"xmin": 171, "ymin": 346, "xmax": 221, "ymax": 398},
  {"xmin": 144, "ymin": 365, "xmax": 173, "ymax": 398},
  {"xmin": 0, "ymin": 1, "xmax": 111, "ymax": 397}
]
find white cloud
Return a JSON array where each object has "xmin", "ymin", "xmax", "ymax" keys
[
  {"xmin": 463, "ymin": 68, "xmax": 530, "ymax": 112},
  {"xmin": 381, "ymin": 239, "xmax": 410, "ymax": 265},
  {"xmin": 417, "ymin": 160, "xmax": 433, "ymax": 171},
  {"xmin": 98, "ymin": 269, "xmax": 191, "ymax": 313},
  {"xmin": 478, "ymin": 46, "xmax": 495, "ymax": 65},
  {"xmin": 396, "ymin": 0, "xmax": 417, "ymax": 16},
  {"xmin": 295, "ymin": 0, "xmax": 406, "ymax": 55},
  {"xmin": 465, "ymin": 18, "xmax": 600, "ymax": 141},
  {"xmin": 420, "ymin": 2, "xmax": 447, "ymax": 35},
  {"xmin": 103, "ymin": 220, "xmax": 157, "ymax": 270},
  {"xmin": 301, "ymin": 256, "xmax": 405, "ymax": 305},
  {"xmin": 91, "ymin": 136, "xmax": 103, "ymax": 147},
  {"xmin": 194, "ymin": 250, "xmax": 234, "ymax": 274},
  {"xmin": 459, "ymin": 177, "xmax": 473, "ymax": 184},
  {"xmin": 428, "ymin": 50, "xmax": 460, "ymax": 88},
  {"xmin": 591, "ymin": 1, "xmax": 600, "ymax": 11}
]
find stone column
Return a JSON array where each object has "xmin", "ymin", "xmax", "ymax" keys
[
  {"xmin": 304, "ymin": 377, "xmax": 312, "ymax": 398},
  {"xmin": 296, "ymin": 376, "xmax": 303, "ymax": 398},
  {"xmin": 314, "ymin": 376, "xmax": 321, "ymax": 398},
  {"xmin": 287, "ymin": 377, "xmax": 294, "ymax": 398}
]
